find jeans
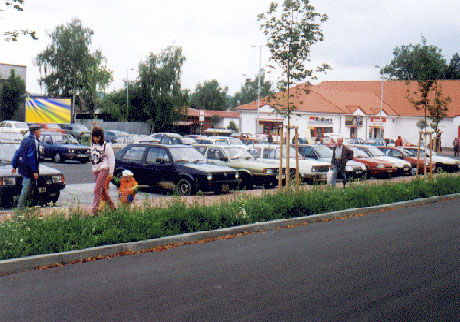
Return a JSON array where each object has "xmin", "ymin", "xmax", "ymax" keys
[
  {"xmin": 331, "ymin": 160, "xmax": 347, "ymax": 187},
  {"xmin": 17, "ymin": 177, "xmax": 35, "ymax": 209}
]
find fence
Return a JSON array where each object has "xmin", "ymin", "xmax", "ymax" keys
[{"xmin": 76, "ymin": 120, "xmax": 151, "ymax": 135}]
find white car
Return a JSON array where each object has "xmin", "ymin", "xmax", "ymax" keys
[
  {"xmin": 247, "ymin": 144, "xmax": 331, "ymax": 184},
  {"xmin": 297, "ymin": 144, "xmax": 367, "ymax": 180},
  {"xmin": 0, "ymin": 120, "xmax": 29, "ymax": 134},
  {"xmin": 356, "ymin": 145, "xmax": 413, "ymax": 175},
  {"xmin": 112, "ymin": 134, "xmax": 158, "ymax": 153},
  {"xmin": 403, "ymin": 147, "xmax": 460, "ymax": 173}
]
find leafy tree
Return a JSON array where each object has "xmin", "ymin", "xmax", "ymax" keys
[
  {"xmin": 35, "ymin": 18, "xmax": 112, "ymax": 117},
  {"xmin": 137, "ymin": 45, "xmax": 188, "ymax": 132},
  {"xmin": 230, "ymin": 73, "xmax": 272, "ymax": 108},
  {"xmin": 227, "ymin": 120, "xmax": 239, "ymax": 132},
  {"xmin": 0, "ymin": 69, "xmax": 25, "ymax": 120},
  {"xmin": 382, "ymin": 37, "xmax": 447, "ymax": 80},
  {"xmin": 99, "ymin": 89, "xmax": 126, "ymax": 121},
  {"xmin": 445, "ymin": 53, "xmax": 460, "ymax": 79},
  {"xmin": 258, "ymin": 0, "xmax": 330, "ymax": 130},
  {"xmin": 190, "ymin": 79, "xmax": 228, "ymax": 111},
  {"xmin": 1, "ymin": 0, "xmax": 37, "ymax": 41}
]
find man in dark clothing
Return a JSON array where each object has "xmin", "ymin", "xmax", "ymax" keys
[
  {"xmin": 12, "ymin": 124, "xmax": 42, "ymax": 209},
  {"xmin": 331, "ymin": 137, "xmax": 353, "ymax": 187}
]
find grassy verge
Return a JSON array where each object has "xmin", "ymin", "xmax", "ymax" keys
[{"xmin": 1, "ymin": 174, "xmax": 460, "ymax": 260}]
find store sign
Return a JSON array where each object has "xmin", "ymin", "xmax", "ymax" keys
[
  {"xmin": 345, "ymin": 115, "xmax": 363, "ymax": 127},
  {"xmin": 370, "ymin": 116, "xmax": 386, "ymax": 127},
  {"xmin": 308, "ymin": 116, "xmax": 333, "ymax": 125}
]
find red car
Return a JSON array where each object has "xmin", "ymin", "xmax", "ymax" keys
[
  {"xmin": 378, "ymin": 146, "xmax": 432, "ymax": 174},
  {"xmin": 347, "ymin": 146, "xmax": 396, "ymax": 178}
]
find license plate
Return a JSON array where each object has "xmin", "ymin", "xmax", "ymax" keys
[
  {"xmin": 77, "ymin": 154, "xmax": 87, "ymax": 157},
  {"xmin": 38, "ymin": 187, "xmax": 46, "ymax": 193},
  {"xmin": 221, "ymin": 184, "xmax": 229, "ymax": 193}
]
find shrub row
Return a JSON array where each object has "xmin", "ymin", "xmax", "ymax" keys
[{"xmin": 1, "ymin": 174, "xmax": 460, "ymax": 260}]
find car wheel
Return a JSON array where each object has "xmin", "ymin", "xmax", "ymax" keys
[
  {"xmin": 176, "ymin": 178, "xmax": 195, "ymax": 196},
  {"xmin": 435, "ymin": 164, "xmax": 444, "ymax": 173},
  {"xmin": 53, "ymin": 153, "xmax": 63, "ymax": 163}
]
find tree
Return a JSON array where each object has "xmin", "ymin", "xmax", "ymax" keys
[
  {"xmin": 190, "ymin": 80, "xmax": 228, "ymax": 111},
  {"xmin": 227, "ymin": 120, "xmax": 239, "ymax": 132},
  {"xmin": 137, "ymin": 46, "xmax": 188, "ymax": 132},
  {"xmin": 258, "ymin": 0, "xmax": 330, "ymax": 130},
  {"xmin": 35, "ymin": 18, "xmax": 112, "ymax": 117},
  {"xmin": 1, "ymin": 0, "xmax": 37, "ymax": 41},
  {"xmin": 230, "ymin": 73, "xmax": 272, "ymax": 108},
  {"xmin": 0, "ymin": 69, "xmax": 26, "ymax": 120},
  {"xmin": 445, "ymin": 53, "xmax": 460, "ymax": 79},
  {"xmin": 382, "ymin": 37, "xmax": 447, "ymax": 80}
]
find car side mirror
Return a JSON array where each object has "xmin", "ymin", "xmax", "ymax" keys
[{"xmin": 220, "ymin": 156, "xmax": 229, "ymax": 162}]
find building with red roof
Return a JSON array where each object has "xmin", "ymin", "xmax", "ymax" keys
[{"xmin": 235, "ymin": 80, "xmax": 460, "ymax": 147}]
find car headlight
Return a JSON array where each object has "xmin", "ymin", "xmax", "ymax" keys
[
  {"xmin": 376, "ymin": 164, "xmax": 385, "ymax": 169},
  {"xmin": 52, "ymin": 175, "xmax": 65, "ymax": 183},
  {"xmin": 235, "ymin": 172, "xmax": 240, "ymax": 179},
  {"xmin": 207, "ymin": 174, "xmax": 213, "ymax": 181},
  {"xmin": 263, "ymin": 168, "xmax": 275, "ymax": 174},
  {"xmin": 0, "ymin": 177, "xmax": 16, "ymax": 185}
]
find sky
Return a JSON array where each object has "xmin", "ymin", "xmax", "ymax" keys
[{"xmin": 1, "ymin": 0, "xmax": 459, "ymax": 97}]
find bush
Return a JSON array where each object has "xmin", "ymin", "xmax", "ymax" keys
[{"xmin": 1, "ymin": 174, "xmax": 460, "ymax": 260}]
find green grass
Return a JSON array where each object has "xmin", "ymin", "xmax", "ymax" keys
[{"xmin": 1, "ymin": 174, "xmax": 460, "ymax": 260}]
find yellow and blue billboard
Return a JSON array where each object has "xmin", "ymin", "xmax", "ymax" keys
[{"xmin": 25, "ymin": 97, "xmax": 72, "ymax": 123}]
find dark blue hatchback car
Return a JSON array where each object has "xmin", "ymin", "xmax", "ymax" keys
[{"xmin": 113, "ymin": 144, "xmax": 240, "ymax": 196}]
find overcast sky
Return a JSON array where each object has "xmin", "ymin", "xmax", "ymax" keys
[{"xmin": 1, "ymin": 0, "xmax": 459, "ymax": 96}]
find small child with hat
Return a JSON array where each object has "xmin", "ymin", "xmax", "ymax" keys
[{"xmin": 117, "ymin": 170, "xmax": 139, "ymax": 205}]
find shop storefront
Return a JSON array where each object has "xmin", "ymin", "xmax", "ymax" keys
[
  {"xmin": 259, "ymin": 119, "xmax": 283, "ymax": 135},
  {"xmin": 308, "ymin": 116, "xmax": 334, "ymax": 140},
  {"xmin": 345, "ymin": 115, "xmax": 363, "ymax": 138},
  {"xmin": 369, "ymin": 116, "xmax": 386, "ymax": 138}
]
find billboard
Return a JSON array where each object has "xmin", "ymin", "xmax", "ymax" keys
[{"xmin": 25, "ymin": 97, "xmax": 72, "ymax": 123}]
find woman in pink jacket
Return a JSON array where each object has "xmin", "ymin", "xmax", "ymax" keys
[{"xmin": 90, "ymin": 127, "xmax": 116, "ymax": 214}]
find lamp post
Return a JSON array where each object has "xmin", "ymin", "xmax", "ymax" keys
[
  {"xmin": 375, "ymin": 65, "xmax": 384, "ymax": 139},
  {"xmin": 126, "ymin": 68, "xmax": 134, "ymax": 131},
  {"xmin": 252, "ymin": 45, "xmax": 263, "ymax": 138}
]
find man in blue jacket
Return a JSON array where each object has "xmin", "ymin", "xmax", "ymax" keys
[{"xmin": 12, "ymin": 124, "xmax": 42, "ymax": 209}]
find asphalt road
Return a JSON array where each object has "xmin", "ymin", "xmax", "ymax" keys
[{"xmin": 1, "ymin": 197, "xmax": 459, "ymax": 321}]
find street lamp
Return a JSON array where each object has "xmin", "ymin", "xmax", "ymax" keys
[
  {"xmin": 252, "ymin": 45, "xmax": 263, "ymax": 138},
  {"xmin": 126, "ymin": 68, "xmax": 135, "ymax": 130},
  {"xmin": 375, "ymin": 65, "xmax": 384, "ymax": 139}
]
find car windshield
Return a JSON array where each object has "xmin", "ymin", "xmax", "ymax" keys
[
  {"xmin": 214, "ymin": 139, "xmax": 229, "ymax": 145},
  {"xmin": 169, "ymin": 146, "xmax": 207, "ymax": 162},
  {"xmin": 263, "ymin": 147, "xmax": 297, "ymax": 160},
  {"xmin": 403, "ymin": 148, "xmax": 427, "ymax": 157},
  {"xmin": 364, "ymin": 145, "xmax": 386, "ymax": 156},
  {"xmin": 348, "ymin": 146, "xmax": 369, "ymax": 158},
  {"xmin": 224, "ymin": 147, "xmax": 254, "ymax": 160},
  {"xmin": 15, "ymin": 123, "xmax": 29, "ymax": 129},
  {"xmin": 314, "ymin": 145, "xmax": 333, "ymax": 158},
  {"xmin": 227, "ymin": 137, "xmax": 243, "ymax": 144},
  {"xmin": 0, "ymin": 142, "xmax": 20, "ymax": 163},
  {"xmin": 53, "ymin": 135, "xmax": 79, "ymax": 144}
]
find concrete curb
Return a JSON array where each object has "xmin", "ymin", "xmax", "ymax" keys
[{"xmin": 1, "ymin": 193, "xmax": 459, "ymax": 275}]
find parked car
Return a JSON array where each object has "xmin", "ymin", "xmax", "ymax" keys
[
  {"xmin": 402, "ymin": 147, "xmax": 460, "ymax": 173},
  {"xmin": 0, "ymin": 141, "xmax": 65, "ymax": 208},
  {"xmin": 378, "ymin": 146, "xmax": 432, "ymax": 174},
  {"xmin": 0, "ymin": 120, "xmax": 29, "ymax": 134},
  {"xmin": 35, "ymin": 123, "xmax": 66, "ymax": 133},
  {"xmin": 362, "ymin": 138, "xmax": 387, "ymax": 146},
  {"xmin": 0, "ymin": 131, "xmax": 24, "ymax": 142},
  {"xmin": 104, "ymin": 130, "xmax": 129, "ymax": 143},
  {"xmin": 248, "ymin": 144, "xmax": 331, "ymax": 184},
  {"xmin": 39, "ymin": 131, "xmax": 91, "ymax": 163},
  {"xmin": 194, "ymin": 144, "xmax": 281, "ymax": 189},
  {"xmin": 354, "ymin": 145, "xmax": 412, "ymax": 176},
  {"xmin": 296, "ymin": 144, "xmax": 367, "ymax": 180},
  {"xmin": 347, "ymin": 145, "xmax": 397, "ymax": 178},
  {"xmin": 159, "ymin": 136, "xmax": 196, "ymax": 145},
  {"xmin": 58, "ymin": 123, "xmax": 91, "ymax": 141},
  {"xmin": 344, "ymin": 138, "xmax": 364, "ymax": 145},
  {"xmin": 194, "ymin": 137, "xmax": 229, "ymax": 145},
  {"xmin": 149, "ymin": 132, "xmax": 182, "ymax": 142},
  {"xmin": 112, "ymin": 134, "xmax": 158, "ymax": 153},
  {"xmin": 113, "ymin": 144, "xmax": 240, "ymax": 196}
]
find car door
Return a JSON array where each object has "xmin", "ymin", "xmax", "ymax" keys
[
  {"xmin": 40, "ymin": 135, "xmax": 54, "ymax": 158},
  {"xmin": 117, "ymin": 145, "xmax": 148, "ymax": 185},
  {"xmin": 144, "ymin": 146, "xmax": 175, "ymax": 185}
]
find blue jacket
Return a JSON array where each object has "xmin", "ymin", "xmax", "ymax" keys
[{"xmin": 12, "ymin": 134, "xmax": 40, "ymax": 179}]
